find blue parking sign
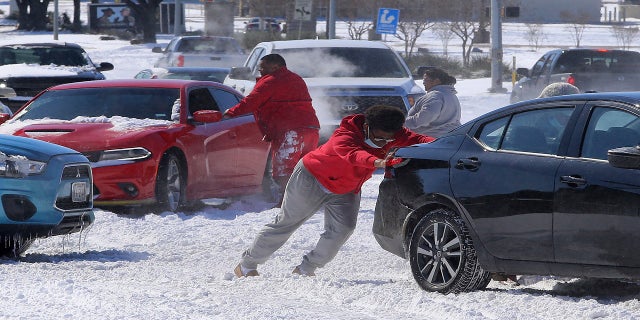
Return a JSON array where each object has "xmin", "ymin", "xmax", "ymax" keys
[{"xmin": 376, "ymin": 8, "xmax": 399, "ymax": 35}]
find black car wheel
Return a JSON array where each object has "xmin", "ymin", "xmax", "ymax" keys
[
  {"xmin": 408, "ymin": 208, "xmax": 489, "ymax": 293},
  {"xmin": 155, "ymin": 153, "xmax": 185, "ymax": 212}
]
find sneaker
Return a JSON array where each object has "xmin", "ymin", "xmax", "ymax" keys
[
  {"xmin": 292, "ymin": 266, "xmax": 315, "ymax": 276},
  {"xmin": 234, "ymin": 264, "xmax": 259, "ymax": 277}
]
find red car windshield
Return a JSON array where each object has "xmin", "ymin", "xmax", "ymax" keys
[{"xmin": 15, "ymin": 87, "xmax": 181, "ymax": 121}]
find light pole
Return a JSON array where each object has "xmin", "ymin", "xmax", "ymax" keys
[
  {"xmin": 53, "ymin": 0, "xmax": 59, "ymax": 40},
  {"xmin": 489, "ymin": 0, "xmax": 506, "ymax": 93},
  {"xmin": 328, "ymin": 0, "xmax": 336, "ymax": 39}
]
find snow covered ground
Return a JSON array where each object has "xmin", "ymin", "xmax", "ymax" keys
[{"xmin": 1, "ymin": 2, "xmax": 640, "ymax": 319}]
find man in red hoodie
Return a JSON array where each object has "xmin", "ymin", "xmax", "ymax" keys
[
  {"xmin": 224, "ymin": 54, "xmax": 320, "ymax": 204},
  {"xmin": 234, "ymin": 105, "xmax": 434, "ymax": 277}
]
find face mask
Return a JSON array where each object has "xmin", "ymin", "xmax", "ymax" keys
[
  {"xmin": 365, "ymin": 126, "xmax": 382, "ymax": 148},
  {"xmin": 365, "ymin": 138, "xmax": 382, "ymax": 148}
]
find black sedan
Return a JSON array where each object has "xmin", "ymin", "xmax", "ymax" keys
[{"xmin": 373, "ymin": 92, "xmax": 640, "ymax": 293}]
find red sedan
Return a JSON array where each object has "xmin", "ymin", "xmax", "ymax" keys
[{"xmin": 0, "ymin": 79, "xmax": 270, "ymax": 212}]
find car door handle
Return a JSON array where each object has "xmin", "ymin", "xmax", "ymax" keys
[
  {"xmin": 455, "ymin": 157, "xmax": 480, "ymax": 171},
  {"xmin": 560, "ymin": 175, "xmax": 586, "ymax": 186}
]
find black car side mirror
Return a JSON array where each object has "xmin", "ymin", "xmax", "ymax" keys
[
  {"xmin": 152, "ymin": 47, "xmax": 164, "ymax": 53},
  {"xmin": 608, "ymin": 146, "xmax": 640, "ymax": 169},
  {"xmin": 228, "ymin": 67, "xmax": 253, "ymax": 80},
  {"xmin": 97, "ymin": 62, "xmax": 114, "ymax": 72},
  {"xmin": 516, "ymin": 67, "xmax": 529, "ymax": 78}
]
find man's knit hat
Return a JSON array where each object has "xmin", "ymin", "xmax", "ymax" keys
[{"xmin": 538, "ymin": 82, "xmax": 580, "ymax": 98}]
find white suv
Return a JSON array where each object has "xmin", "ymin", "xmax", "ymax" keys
[{"xmin": 223, "ymin": 39, "xmax": 424, "ymax": 140}]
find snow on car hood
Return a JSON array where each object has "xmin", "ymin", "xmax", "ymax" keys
[
  {"xmin": 0, "ymin": 116, "xmax": 174, "ymax": 152},
  {"xmin": 0, "ymin": 63, "xmax": 98, "ymax": 77}
]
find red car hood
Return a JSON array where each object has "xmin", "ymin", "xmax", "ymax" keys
[{"xmin": 5, "ymin": 121, "xmax": 173, "ymax": 152}]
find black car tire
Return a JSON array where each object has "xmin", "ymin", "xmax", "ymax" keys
[
  {"xmin": 408, "ymin": 208, "xmax": 488, "ymax": 294},
  {"xmin": 0, "ymin": 236, "xmax": 34, "ymax": 257},
  {"xmin": 155, "ymin": 153, "xmax": 185, "ymax": 212}
]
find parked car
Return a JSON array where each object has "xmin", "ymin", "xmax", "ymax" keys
[
  {"xmin": 152, "ymin": 36, "xmax": 247, "ymax": 68},
  {"xmin": 134, "ymin": 67, "xmax": 230, "ymax": 83},
  {"xmin": 245, "ymin": 17, "xmax": 281, "ymax": 33},
  {"xmin": 0, "ymin": 42, "xmax": 114, "ymax": 113},
  {"xmin": 224, "ymin": 39, "xmax": 424, "ymax": 141},
  {"xmin": 0, "ymin": 79, "xmax": 270, "ymax": 212},
  {"xmin": 0, "ymin": 134, "xmax": 94, "ymax": 256},
  {"xmin": 373, "ymin": 91, "xmax": 640, "ymax": 293},
  {"xmin": 511, "ymin": 48, "xmax": 640, "ymax": 103}
]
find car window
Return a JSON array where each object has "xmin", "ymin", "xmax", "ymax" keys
[
  {"xmin": 14, "ymin": 87, "xmax": 180, "ymax": 121},
  {"xmin": 581, "ymin": 107, "xmax": 640, "ymax": 160},
  {"xmin": 273, "ymin": 47, "xmax": 410, "ymax": 78},
  {"xmin": 177, "ymin": 38, "xmax": 239, "ymax": 54},
  {"xmin": 556, "ymin": 50, "xmax": 640, "ymax": 73},
  {"xmin": 208, "ymin": 88, "xmax": 240, "ymax": 113},
  {"xmin": 477, "ymin": 116, "xmax": 508, "ymax": 149},
  {"xmin": 135, "ymin": 70, "xmax": 152, "ymax": 79},
  {"xmin": 477, "ymin": 107, "xmax": 574, "ymax": 155},
  {"xmin": 188, "ymin": 88, "xmax": 219, "ymax": 115},
  {"xmin": 0, "ymin": 47, "xmax": 89, "ymax": 66},
  {"xmin": 245, "ymin": 47, "xmax": 265, "ymax": 74},
  {"xmin": 530, "ymin": 53, "xmax": 551, "ymax": 77}
]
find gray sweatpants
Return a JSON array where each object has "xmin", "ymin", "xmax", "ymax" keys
[{"xmin": 239, "ymin": 160, "xmax": 361, "ymax": 274}]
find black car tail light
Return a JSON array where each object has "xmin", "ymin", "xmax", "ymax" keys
[{"xmin": 567, "ymin": 75, "xmax": 576, "ymax": 85}]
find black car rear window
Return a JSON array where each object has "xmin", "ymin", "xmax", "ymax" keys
[
  {"xmin": 15, "ymin": 87, "xmax": 181, "ymax": 121},
  {"xmin": 555, "ymin": 50, "xmax": 640, "ymax": 73}
]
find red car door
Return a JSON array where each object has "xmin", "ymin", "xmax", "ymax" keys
[
  {"xmin": 209, "ymin": 87, "xmax": 270, "ymax": 190},
  {"xmin": 185, "ymin": 87, "xmax": 239, "ymax": 198}
]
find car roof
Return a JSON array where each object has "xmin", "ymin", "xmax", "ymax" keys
[
  {"xmin": 260, "ymin": 39, "xmax": 393, "ymax": 50},
  {"xmin": 0, "ymin": 42, "xmax": 83, "ymax": 49},
  {"xmin": 174, "ymin": 35, "xmax": 236, "ymax": 41},
  {"xmin": 485, "ymin": 91, "xmax": 640, "ymax": 119},
  {"xmin": 449, "ymin": 91, "xmax": 640, "ymax": 136},
  {"xmin": 162, "ymin": 67, "xmax": 231, "ymax": 72},
  {"xmin": 47, "ymin": 79, "xmax": 231, "ymax": 90},
  {"xmin": 545, "ymin": 48, "xmax": 640, "ymax": 54}
]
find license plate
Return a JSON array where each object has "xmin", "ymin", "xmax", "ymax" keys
[{"xmin": 71, "ymin": 182, "xmax": 87, "ymax": 202}]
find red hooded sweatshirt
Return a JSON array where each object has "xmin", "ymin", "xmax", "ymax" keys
[
  {"xmin": 302, "ymin": 114, "xmax": 434, "ymax": 194},
  {"xmin": 224, "ymin": 66, "xmax": 320, "ymax": 140}
]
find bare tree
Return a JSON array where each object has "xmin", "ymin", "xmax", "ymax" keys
[
  {"xmin": 346, "ymin": 20, "xmax": 372, "ymax": 40},
  {"xmin": 15, "ymin": 0, "xmax": 50, "ymax": 30},
  {"xmin": 439, "ymin": 0, "xmax": 487, "ymax": 67},
  {"xmin": 433, "ymin": 22, "xmax": 454, "ymax": 56},
  {"xmin": 525, "ymin": 23, "xmax": 546, "ymax": 51},
  {"xmin": 560, "ymin": 11, "xmax": 590, "ymax": 47},
  {"xmin": 123, "ymin": 0, "xmax": 163, "ymax": 43},
  {"xmin": 611, "ymin": 24, "xmax": 640, "ymax": 50},
  {"xmin": 394, "ymin": 20, "xmax": 433, "ymax": 57}
]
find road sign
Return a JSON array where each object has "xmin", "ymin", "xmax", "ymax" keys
[
  {"xmin": 375, "ymin": 8, "xmax": 399, "ymax": 35},
  {"xmin": 294, "ymin": 0, "xmax": 312, "ymax": 21}
]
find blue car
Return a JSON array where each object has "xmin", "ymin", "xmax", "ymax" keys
[{"xmin": 0, "ymin": 135, "xmax": 94, "ymax": 256}]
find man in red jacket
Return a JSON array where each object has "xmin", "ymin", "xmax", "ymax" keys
[
  {"xmin": 234, "ymin": 105, "xmax": 434, "ymax": 277},
  {"xmin": 224, "ymin": 54, "xmax": 320, "ymax": 204}
]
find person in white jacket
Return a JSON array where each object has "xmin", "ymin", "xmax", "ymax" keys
[{"xmin": 405, "ymin": 67, "xmax": 461, "ymax": 137}]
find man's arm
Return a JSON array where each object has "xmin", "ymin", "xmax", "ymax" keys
[{"xmin": 225, "ymin": 76, "xmax": 274, "ymax": 117}]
